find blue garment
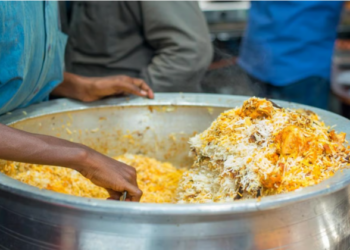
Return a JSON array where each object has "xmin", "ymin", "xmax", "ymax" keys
[
  {"xmin": 258, "ymin": 76, "xmax": 330, "ymax": 109},
  {"xmin": 238, "ymin": 1, "xmax": 343, "ymax": 86},
  {"xmin": 0, "ymin": 1, "xmax": 67, "ymax": 115}
]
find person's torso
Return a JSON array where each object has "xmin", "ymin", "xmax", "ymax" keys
[
  {"xmin": 65, "ymin": 1, "xmax": 153, "ymax": 77},
  {"xmin": 238, "ymin": 1, "xmax": 344, "ymax": 86},
  {"xmin": 0, "ymin": 1, "xmax": 67, "ymax": 115}
]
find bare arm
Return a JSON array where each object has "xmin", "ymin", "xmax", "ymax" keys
[{"xmin": 0, "ymin": 123, "xmax": 142, "ymax": 201}]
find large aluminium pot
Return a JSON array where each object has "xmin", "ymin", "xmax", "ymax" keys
[{"xmin": 0, "ymin": 93, "xmax": 350, "ymax": 250}]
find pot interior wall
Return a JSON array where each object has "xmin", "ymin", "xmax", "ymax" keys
[{"xmin": 9, "ymin": 105, "xmax": 227, "ymax": 168}]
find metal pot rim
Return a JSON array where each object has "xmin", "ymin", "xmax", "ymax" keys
[{"xmin": 1, "ymin": 93, "xmax": 349, "ymax": 215}]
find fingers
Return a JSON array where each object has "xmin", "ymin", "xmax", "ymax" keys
[
  {"xmin": 106, "ymin": 190, "xmax": 132, "ymax": 201},
  {"xmin": 124, "ymin": 183, "xmax": 143, "ymax": 202},
  {"xmin": 105, "ymin": 163, "xmax": 142, "ymax": 202},
  {"xmin": 88, "ymin": 75, "xmax": 154, "ymax": 101},
  {"xmin": 107, "ymin": 189, "xmax": 122, "ymax": 200},
  {"xmin": 112, "ymin": 76, "xmax": 153, "ymax": 99},
  {"xmin": 107, "ymin": 185, "xmax": 142, "ymax": 202},
  {"xmin": 116, "ymin": 77, "xmax": 153, "ymax": 99},
  {"xmin": 120, "ymin": 165, "xmax": 142, "ymax": 201},
  {"xmin": 108, "ymin": 79, "xmax": 141, "ymax": 97},
  {"xmin": 132, "ymin": 78, "xmax": 154, "ymax": 99},
  {"xmin": 82, "ymin": 150, "xmax": 143, "ymax": 202}
]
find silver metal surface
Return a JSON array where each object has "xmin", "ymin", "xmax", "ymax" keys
[{"xmin": 0, "ymin": 93, "xmax": 350, "ymax": 250}]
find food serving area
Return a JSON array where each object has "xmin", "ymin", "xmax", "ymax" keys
[
  {"xmin": 0, "ymin": 94, "xmax": 350, "ymax": 249},
  {"xmin": 3, "ymin": 1, "xmax": 350, "ymax": 250}
]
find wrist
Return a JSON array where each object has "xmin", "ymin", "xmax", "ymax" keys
[
  {"xmin": 71, "ymin": 75, "xmax": 97, "ymax": 102},
  {"xmin": 66, "ymin": 144, "xmax": 93, "ymax": 174},
  {"xmin": 53, "ymin": 72, "xmax": 92, "ymax": 102},
  {"xmin": 68, "ymin": 74, "xmax": 91, "ymax": 101}
]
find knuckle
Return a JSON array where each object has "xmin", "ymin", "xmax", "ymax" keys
[
  {"xmin": 92, "ymin": 79, "xmax": 103, "ymax": 90},
  {"xmin": 112, "ymin": 182, "xmax": 123, "ymax": 191},
  {"xmin": 125, "ymin": 165, "xmax": 136, "ymax": 173},
  {"xmin": 129, "ymin": 167, "xmax": 137, "ymax": 175},
  {"xmin": 123, "ymin": 172, "xmax": 134, "ymax": 182},
  {"xmin": 127, "ymin": 173, "xmax": 135, "ymax": 182},
  {"xmin": 121, "ymin": 76, "xmax": 130, "ymax": 81},
  {"xmin": 130, "ymin": 171, "xmax": 137, "ymax": 179},
  {"xmin": 135, "ymin": 189, "xmax": 143, "ymax": 197}
]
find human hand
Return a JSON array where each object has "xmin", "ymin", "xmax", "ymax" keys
[
  {"xmin": 0, "ymin": 124, "xmax": 142, "ymax": 201},
  {"xmin": 74, "ymin": 147, "xmax": 142, "ymax": 201},
  {"xmin": 52, "ymin": 72, "xmax": 154, "ymax": 102},
  {"xmin": 81, "ymin": 75, "xmax": 154, "ymax": 102}
]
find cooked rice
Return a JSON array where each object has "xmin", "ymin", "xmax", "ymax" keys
[
  {"xmin": 0, "ymin": 154, "xmax": 184, "ymax": 203},
  {"xmin": 176, "ymin": 97, "xmax": 350, "ymax": 203},
  {"xmin": 2, "ymin": 97, "xmax": 349, "ymax": 204}
]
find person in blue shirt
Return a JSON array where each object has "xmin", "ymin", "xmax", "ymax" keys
[
  {"xmin": 0, "ymin": 1, "xmax": 154, "ymax": 201},
  {"xmin": 237, "ymin": 1, "xmax": 344, "ymax": 109}
]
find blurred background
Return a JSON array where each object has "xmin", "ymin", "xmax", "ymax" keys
[
  {"xmin": 200, "ymin": 1, "xmax": 350, "ymax": 117},
  {"xmin": 59, "ymin": 1, "xmax": 350, "ymax": 118}
]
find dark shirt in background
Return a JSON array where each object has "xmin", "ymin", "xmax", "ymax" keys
[{"xmin": 62, "ymin": 1, "xmax": 213, "ymax": 93}]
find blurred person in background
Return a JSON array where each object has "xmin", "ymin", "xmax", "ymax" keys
[
  {"xmin": 63, "ymin": 1, "xmax": 213, "ymax": 93},
  {"xmin": 237, "ymin": 1, "xmax": 344, "ymax": 109},
  {"xmin": 0, "ymin": 1, "xmax": 154, "ymax": 201}
]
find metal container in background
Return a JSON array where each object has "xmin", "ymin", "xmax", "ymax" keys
[
  {"xmin": 0, "ymin": 94, "xmax": 350, "ymax": 250},
  {"xmin": 199, "ymin": 1, "xmax": 249, "ymax": 40}
]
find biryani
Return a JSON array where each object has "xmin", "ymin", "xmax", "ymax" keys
[
  {"xmin": 176, "ymin": 97, "xmax": 350, "ymax": 203},
  {"xmin": 1, "ymin": 97, "xmax": 349, "ymax": 204},
  {"xmin": 0, "ymin": 154, "xmax": 184, "ymax": 203}
]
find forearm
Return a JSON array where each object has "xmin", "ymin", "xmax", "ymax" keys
[{"xmin": 0, "ymin": 123, "xmax": 88, "ymax": 171}]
